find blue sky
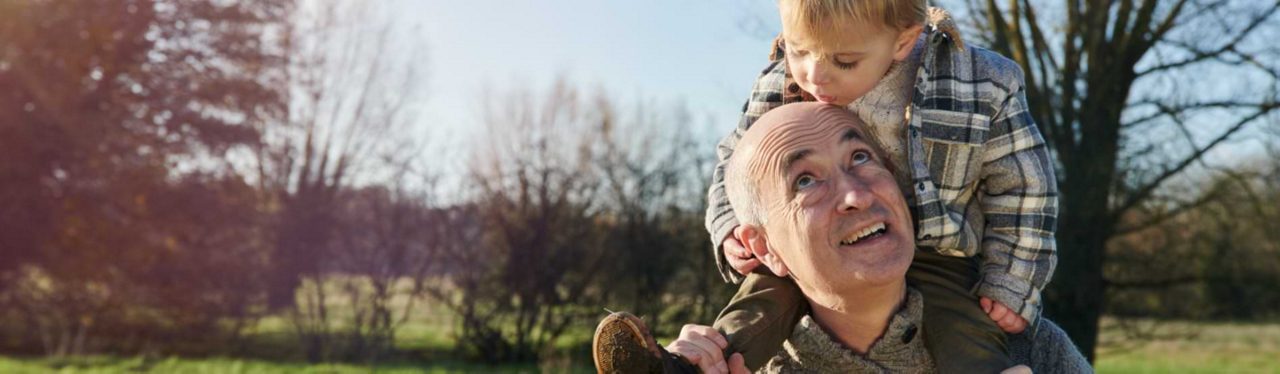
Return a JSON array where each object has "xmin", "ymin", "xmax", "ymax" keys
[
  {"xmin": 406, "ymin": 0, "xmax": 780, "ymax": 153},
  {"xmin": 398, "ymin": 0, "xmax": 1276, "ymax": 188}
]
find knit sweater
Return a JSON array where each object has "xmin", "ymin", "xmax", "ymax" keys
[{"xmin": 761, "ymin": 288, "xmax": 1092, "ymax": 373}]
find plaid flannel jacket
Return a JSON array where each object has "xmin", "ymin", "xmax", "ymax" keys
[{"xmin": 704, "ymin": 22, "xmax": 1058, "ymax": 323}]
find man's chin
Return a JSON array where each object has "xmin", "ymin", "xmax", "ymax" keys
[
  {"xmin": 845, "ymin": 265, "xmax": 911, "ymax": 289},
  {"xmin": 839, "ymin": 238, "xmax": 914, "ymax": 282}
]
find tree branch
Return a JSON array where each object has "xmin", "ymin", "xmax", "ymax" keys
[
  {"xmin": 1112, "ymin": 187, "xmax": 1220, "ymax": 236},
  {"xmin": 1054, "ymin": 0, "xmax": 1085, "ymax": 157},
  {"xmin": 1121, "ymin": 100, "xmax": 1274, "ymax": 129},
  {"xmin": 1136, "ymin": 2, "xmax": 1279, "ymax": 76},
  {"xmin": 1143, "ymin": 0, "xmax": 1192, "ymax": 49},
  {"xmin": 1112, "ymin": 0, "xmax": 1138, "ymax": 57},
  {"xmin": 984, "ymin": 0, "xmax": 1013, "ymax": 57},
  {"xmin": 1019, "ymin": 0, "xmax": 1064, "ymax": 154},
  {"xmin": 1124, "ymin": 0, "xmax": 1163, "ymax": 56},
  {"xmin": 1111, "ymin": 103, "xmax": 1280, "ymax": 220},
  {"xmin": 1105, "ymin": 275, "xmax": 1201, "ymax": 290},
  {"xmin": 1008, "ymin": 0, "xmax": 1031, "ymax": 75}
]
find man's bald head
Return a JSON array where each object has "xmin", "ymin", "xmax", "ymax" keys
[
  {"xmin": 725, "ymin": 101, "xmax": 916, "ymax": 316},
  {"xmin": 725, "ymin": 103, "xmax": 872, "ymax": 227}
]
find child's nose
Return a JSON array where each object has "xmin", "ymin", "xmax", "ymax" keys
[{"xmin": 806, "ymin": 59, "xmax": 833, "ymax": 86}]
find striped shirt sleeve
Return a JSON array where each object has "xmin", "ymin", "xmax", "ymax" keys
[{"xmin": 973, "ymin": 73, "xmax": 1059, "ymax": 324}]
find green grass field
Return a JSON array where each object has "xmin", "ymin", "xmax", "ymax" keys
[
  {"xmin": 4, "ymin": 318, "xmax": 1279, "ymax": 373},
  {"xmin": 0, "ymin": 356, "xmax": 559, "ymax": 373},
  {"xmin": 3, "ymin": 281, "xmax": 1277, "ymax": 373},
  {"xmin": 1093, "ymin": 319, "xmax": 1280, "ymax": 374}
]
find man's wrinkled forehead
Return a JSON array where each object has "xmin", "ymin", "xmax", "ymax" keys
[{"xmin": 741, "ymin": 103, "xmax": 866, "ymax": 176}]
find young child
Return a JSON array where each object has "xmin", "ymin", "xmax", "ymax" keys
[{"xmin": 701, "ymin": 1, "xmax": 1059, "ymax": 372}]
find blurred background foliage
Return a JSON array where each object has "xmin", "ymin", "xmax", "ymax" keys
[{"xmin": 1, "ymin": 0, "xmax": 1279, "ymax": 371}]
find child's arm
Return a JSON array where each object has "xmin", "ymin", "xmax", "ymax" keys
[
  {"xmin": 975, "ymin": 66, "xmax": 1059, "ymax": 328},
  {"xmin": 705, "ymin": 56, "xmax": 791, "ymax": 284}
]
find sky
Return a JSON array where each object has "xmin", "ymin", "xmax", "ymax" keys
[
  {"xmin": 394, "ymin": 0, "xmax": 1276, "ymax": 190},
  {"xmin": 403, "ymin": 0, "xmax": 781, "ymax": 160}
]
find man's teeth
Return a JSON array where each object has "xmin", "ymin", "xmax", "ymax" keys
[{"xmin": 840, "ymin": 222, "xmax": 887, "ymax": 245}]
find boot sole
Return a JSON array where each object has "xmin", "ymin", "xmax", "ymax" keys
[{"xmin": 592, "ymin": 312, "xmax": 657, "ymax": 374}]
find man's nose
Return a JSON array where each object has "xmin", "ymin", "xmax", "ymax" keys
[{"xmin": 836, "ymin": 172, "xmax": 872, "ymax": 213}]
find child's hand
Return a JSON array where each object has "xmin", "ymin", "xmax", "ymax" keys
[
  {"xmin": 722, "ymin": 229, "xmax": 760, "ymax": 275},
  {"xmin": 980, "ymin": 297, "xmax": 1028, "ymax": 334}
]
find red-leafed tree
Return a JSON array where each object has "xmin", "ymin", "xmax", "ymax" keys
[{"xmin": 0, "ymin": 0, "xmax": 290, "ymax": 355}]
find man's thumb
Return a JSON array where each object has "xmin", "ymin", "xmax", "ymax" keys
[{"xmin": 728, "ymin": 353, "xmax": 750, "ymax": 374}]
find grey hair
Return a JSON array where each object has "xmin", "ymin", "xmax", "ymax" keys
[{"xmin": 725, "ymin": 146, "xmax": 767, "ymax": 227}]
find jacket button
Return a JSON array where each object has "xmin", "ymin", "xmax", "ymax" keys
[{"xmin": 917, "ymin": 182, "xmax": 926, "ymax": 191}]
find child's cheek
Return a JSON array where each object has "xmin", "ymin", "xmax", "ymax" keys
[{"xmin": 784, "ymin": 56, "xmax": 812, "ymax": 91}]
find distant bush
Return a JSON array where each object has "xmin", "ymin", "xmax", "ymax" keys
[{"xmin": 1107, "ymin": 162, "xmax": 1280, "ymax": 321}]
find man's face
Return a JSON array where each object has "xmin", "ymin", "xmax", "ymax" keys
[
  {"xmin": 748, "ymin": 106, "xmax": 914, "ymax": 291},
  {"xmin": 779, "ymin": 5, "xmax": 913, "ymax": 107}
]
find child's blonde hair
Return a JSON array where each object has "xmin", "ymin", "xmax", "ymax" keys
[{"xmin": 779, "ymin": 0, "xmax": 927, "ymax": 51}]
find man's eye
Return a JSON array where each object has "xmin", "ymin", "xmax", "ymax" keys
[
  {"xmin": 852, "ymin": 151, "xmax": 871, "ymax": 165},
  {"xmin": 795, "ymin": 174, "xmax": 816, "ymax": 189}
]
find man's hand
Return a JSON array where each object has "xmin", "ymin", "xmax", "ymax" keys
[
  {"xmin": 665, "ymin": 324, "xmax": 749, "ymax": 374},
  {"xmin": 981, "ymin": 297, "xmax": 1027, "ymax": 334},
  {"xmin": 722, "ymin": 229, "xmax": 760, "ymax": 276}
]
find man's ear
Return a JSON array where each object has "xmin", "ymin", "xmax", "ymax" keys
[
  {"xmin": 893, "ymin": 24, "xmax": 924, "ymax": 61},
  {"xmin": 736, "ymin": 225, "xmax": 788, "ymax": 277}
]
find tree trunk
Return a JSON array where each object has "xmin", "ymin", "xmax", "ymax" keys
[
  {"xmin": 1045, "ymin": 197, "xmax": 1109, "ymax": 362},
  {"xmin": 268, "ymin": 195, "xmax": 330, "ymax": 311},
  {"xmin": 1045, "ymin": 99, "xmax": 1124, "ymax": 361}
]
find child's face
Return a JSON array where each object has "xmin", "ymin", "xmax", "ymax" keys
[{"xmin": 780, "ymin": 16, "xmax": 920, "ymax": 107}]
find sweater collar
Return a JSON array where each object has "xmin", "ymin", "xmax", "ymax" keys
[{"xmin": 782, "ymin": 287, "xmax": 933, "ymax": 371}]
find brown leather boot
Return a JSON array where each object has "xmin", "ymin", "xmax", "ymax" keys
[{"xmin": 592, "ymin": 312, "xmax": 698, "ymax": 374}]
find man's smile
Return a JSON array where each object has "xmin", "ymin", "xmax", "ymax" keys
[{"xmin": 837, "ymin": 221, "xmax": 889, "ymax": 247}]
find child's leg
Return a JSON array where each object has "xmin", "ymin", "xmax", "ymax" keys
[
  {"xmin": 907, "ymin": 249, "xmax": 1014, "ymax": 373},
  {"xmin": 712, "ymin": 271, "xmax": 806, "ymax": 370}
]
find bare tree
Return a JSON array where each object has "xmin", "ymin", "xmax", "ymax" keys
[
  {"xmin": 249, "ymin": 0, "xmax": 425, "ymax": 312},
  {"xmin": 591, "ymin": 100, "xmax": 714, "ymax": 332},
  {"xmin": 962, "ymin": 0, "xmax": 1280, "ymax": 360},
  {"xmin": 427, "ymin": 80, "xmax": 611, "ymax": 363},
  {"xmin": 305, "ymin": 169, "xmax": 441, "ymax": 363}
]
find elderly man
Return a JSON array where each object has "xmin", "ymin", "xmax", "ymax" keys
[{"xmin": 594, "ymin": 103, "xmax": 1089, "ymax": 373}]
